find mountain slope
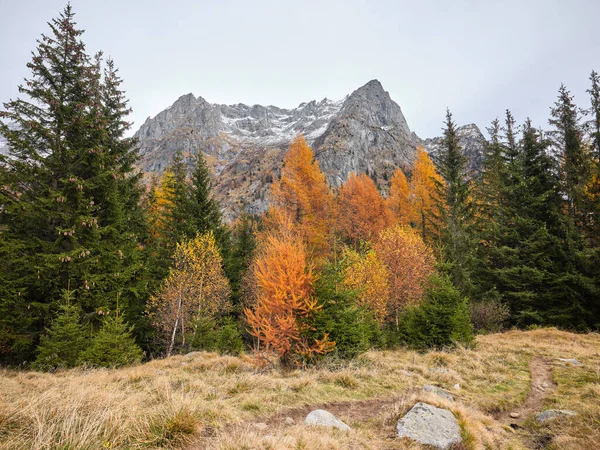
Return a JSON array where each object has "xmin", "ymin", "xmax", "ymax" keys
[{"xmin": 134, "ymin": 80, "xmax": 485, "ymax": 218}]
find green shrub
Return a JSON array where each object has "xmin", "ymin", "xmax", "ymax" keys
[
  {"xmin": 310, "ymin": 264, "xmax": 380, "ymax": 360},
  {"xmin": 470, "ymin": 290, "xmax": 510, "ymax": 334},
  {"xmin": 78, "ymin": 313, "xmax": 143, "ymax": 368},
  {"xmin": 403, "ymin": 274, "xmax": 473, "ymax": 349},
  {"xmin": 190, "ymin": 316, "xmax": 244, "ymax": 355},
  {"xmin": 32, "ymin": 290, "xmax": 87, "ymax": 371}
]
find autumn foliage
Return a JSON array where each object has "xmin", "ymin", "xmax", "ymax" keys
[
  {"xmin": 336, "ymin": 173, "xmax": 393, "ymax": 244},
  {"xmin": 244, "ymin": 217, "xmax": 334, "ymax": 363},
  {"xmin": 343, "ymin": 247, "xmax": 390, "ymax": 323},
  {"xmin": 387, "ymin": 168, "xmax": 413, "ymax": 226},
  {"xmin": 375, "ymin": 225, "xmax": 436, "ymax": 327},
  {"xmin": 147, "ymin": 232, "xmax": 231, "ymax": 356},
  {"xmin": 410, "ymin": 147, "xmax": 444, "ymax": 242},
  {"xmin": 269, "ymin": 135, "xmax": 334, "ymax": 258}
]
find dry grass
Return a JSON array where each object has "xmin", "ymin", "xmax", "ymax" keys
[{"xmin": 0, "ymin": 328, "xmax": 598, "ymax": 449}]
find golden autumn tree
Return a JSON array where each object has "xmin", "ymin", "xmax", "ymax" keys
[
  {"xmin": 342, "ymin": 247, "xmax": 390, "ymax": 324},
  {"xmin": 387, "ymin": 168, "xmax": 414, "ymax": 226},
  {"xmin": 148, "ymin": 169, "xmax": 176, "ymax": 242},
  {"xmin": 410, "ymin": 147, "xmax": 444, "ymax": 243},
  {"xmin": 336, "ymin": 173, "xmax": 393, "ymax": 245},
  {"xmin": 147, "ymin": 232, "xmax": 231, "ymax": 357},
  {"xmin": 269, "ymin": 135, "xmax": 334, "ymax": 258},
  {"xmin": 375, "ymin": 225, "xmax": 436, "ymax": 328},
  {"xmin": 244, "ymin": 216, "xmax": 334, "ymax": 364}
]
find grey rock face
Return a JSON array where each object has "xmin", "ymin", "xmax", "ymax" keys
[
  {"xmin": 423, "ymin": 385, "xmax": 455, "ymax": 402},
  {"xmin": 535, "ymin": 409, "xmax": 577, "ymax": 423},
  {"xmin": 396, "ymin": 402, "xmax": 461, "ymax": 450},
  {"xmin": 419, "ymin": 123, "xmax": 486, "ymax": 174},
  {"xmin": 133, "ymin": 80, "xmax": 418, "ymax": 219},
  {"xmin": 313, "ymin": 80, "xmax": 416, "ymax": 188},
  {"xmin": 133, "ymin": 81, "xmax": 486, "ymax": 219},
  {"xmin": 304, "ymin": 409, "xmax": 351, "ymax": 431}
]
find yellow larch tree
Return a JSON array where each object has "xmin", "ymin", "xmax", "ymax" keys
[
  {"xmin": 342, "ymin": 247, "xmax": 390, "ymax": 324},
  {"xmin": 410, "ymin": 147, "xmax": 444, "ymax": 243},
  {"xmin": 387, "ymin": 168, "xmax": 413, "ymax": 226},
  {"xmin": 375, "ymin": 225, "xmax": 436, "ymax": 329},
  {"xmin": 147, "ymin": 232, "xmax": 231, "ymax": 357}
]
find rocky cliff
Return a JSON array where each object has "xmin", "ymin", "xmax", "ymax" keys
[{"xmin": 133, "ymin": 80, "xmax": 485, "ymax": 218}]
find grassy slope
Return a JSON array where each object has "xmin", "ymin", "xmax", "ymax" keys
[{"xmin": 0, "ymin": 329, "xmax": 598, "ymax": 449}]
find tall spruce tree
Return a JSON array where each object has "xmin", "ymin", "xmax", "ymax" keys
[
  {"xmin": 549, "ymin": 84, "xmax": 591, "ymax": 227},
  {"xmin": 586, "ymin": 71, "xmax": 600, "ymax": 159},
  {"xmin": 0, "ymin": 6, "xmax": 147, "ymax": 362},
  {"xmin": 185, "ymin": 151, "xmax": 228, "ymax": 246},
  {"xmin": 435, "ymin": 110, "xmax": 474, "ymax": 295}
]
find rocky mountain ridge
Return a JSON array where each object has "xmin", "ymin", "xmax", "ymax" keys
[{"xmin": 134, "ymin": 79, "xmax": 487, "ymax": 218}]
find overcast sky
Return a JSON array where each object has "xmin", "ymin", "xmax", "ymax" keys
[{"xmin": 1, "ymin": 0, "xmax": 599, "ymax": 138}]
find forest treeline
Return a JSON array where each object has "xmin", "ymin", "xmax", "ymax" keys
[{"xmin": 0, "ymin": 6, "xmax": 598, "ymax": 369}]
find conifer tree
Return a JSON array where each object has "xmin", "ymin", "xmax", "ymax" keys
[
  {"xmin": 0, "ymin": 6, "xmax": 147, "ymax": 362},
  {"xmin": 78, "ymin": 312, "xmax": 143, "ymax": 368},
  {"xmin": 435, "ymin": 110, "xmax": 474, "ymax": 295},
  {"xmin": 32, "ymin": 289, "xmax": 88, "ymax": 371},
  {"xmin": 549, "ymin": 84, "xmax": 591, "ymax": 226},
  {"xmin": 586, "ymin": 71, "xmax": 600, "ymax": 159}
]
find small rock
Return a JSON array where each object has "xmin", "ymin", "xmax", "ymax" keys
[
  {"xmin": 536, "ymin": 409, "xmax": 577, "ymax": 423},
  {"xmin": 253, "ymin": 422, "xmax": 268, "ymax": 431},
  {"xmin": 509, "ymin": 412, "xmax": 521, "ymax": 419},
  {"xmin": 423, "ymin": 385, "xmax": 455, "ymax": 402},
  {"xmin": 305, "ymin": 409, "xmax": 351, "ymax": 431},
  {"xmin": 430, "ymin": 367, "xmax": 449, "ymax": 374},
  {"xmin": 452, "ymin": 384, "xmax": 461, "ymax": 390},
  {"xmin": 402, "ymin": 370, "xmax": 414, "ymax": 377},
  {"xmin": 154, "ymin": 369, "xmax": 166, "ymax": 375},
  {"xmin": 185, "ymin": 351, "xmax": 203, "ymax": 358},
  {"xmin": 284, "ymin": 417, "xmax": 295, "ymax": 425},
  {"xmin": 558, "ymin": 358, "xmax": 583, "ymax": 366},
  {"xmin": 396, "ymin": 402, "xmax": 462, "ymax": 450}
]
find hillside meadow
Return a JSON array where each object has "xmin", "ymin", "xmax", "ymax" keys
[{"xmin": 0, "ymin": 328, "xmax": 598, "ymax": 450}]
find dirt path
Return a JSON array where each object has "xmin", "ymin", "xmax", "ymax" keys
[
  {"xmin": 497, "ymin": 356, "xmax": 555, "ymax": 426},
  {"xmin": 189, "ymin": 393, "xmax": 412, "ymax": 449}
]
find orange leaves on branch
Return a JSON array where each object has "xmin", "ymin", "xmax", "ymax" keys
[
  {"xmin": 343, "ymin": 247, "xmax": 390, "ymax": 324},
  {"xmin": 375, "ymin": 225, "xmax": 436, "ymax": 326},
  {"xmin": 269, "ymin": 135, "xmax": 334, "ymax": 258},
  {"xmin": 336, "ymin": 173, "xmax": 393, "ymax": 244},
  {"xmin": 147, "ymin": 232, "xmax": 231, "ymax": 356},
  {"xmin": 244, "ymin": 220, "xmax": 334, "ymax": 363},
  {"xmin": 148, "ymin": 170, "xmax": 176, "ymax": 241}
]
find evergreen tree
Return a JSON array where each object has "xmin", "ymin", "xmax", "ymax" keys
[
  {"xmin": 78, "ymin": 312, "xmax": 143, "ymax": 368},
  {"xmin": 586, "ymin": 71, "xmax": 600, "ymax": 159},
  {"xmin": 185, "ymin": 151, "xmax": 228, "ymax": 247},
  {"xmin": 435, "ymin": 110, "xmax": 474, "ymax": 295},
  {"xmin": 227, "ymin": 212, "xmax": 257, "ymax": 311},
  {"xmin": 402, "ymin": 274, "xmax": 473, "ymax": 349},
  {"xmin": 0, "ymin": 6, "xmax": 147, "ymax": 362},
  {"xmin": 32, "ymin": 289, "xmax": 88, "ymax": 371},
  {"xmin": 549, "ymin": 84, "xmax": 591, "ymax": 226}
]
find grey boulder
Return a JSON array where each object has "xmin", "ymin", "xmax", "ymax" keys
[
  {"xmin": 423, "ymin": 385, "xmax": 455, "ymax": 402},
  {"xmin": 396, "ymin": 402, "xmax": 462, "ymax": 450},
  {"xmin": 305, "ymin": 409, "xmax": 351, "ymax": 431},
  {"xmin": 536, "ymin": 409, "xmax": 577, "ymax": 423},
  {"xmin": 558, "ymin": 358, "xmax": 583, "ymax": 366}
]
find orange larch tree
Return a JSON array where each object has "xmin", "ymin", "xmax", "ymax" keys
[
  {"xmin": 244, "ymin": 217, "xmax": 334, "ymax": 364},
  {"xmin": 387, "ymin": 168, "xmax": 413, "ymax": 226},
  {"xmin": 375, "ymin": 225, "xmax": 436, "ymax": 329},
  {"xmin": 336, "ymin": 172, "xmax": 393, "ymax": 245},
  {"xmin": 269, "ymin": 135, "xmax": 334, "ymax": 258},
  {"xmin": 410, "ymin": 147, "xmax": 444, "ymax": 243}
]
